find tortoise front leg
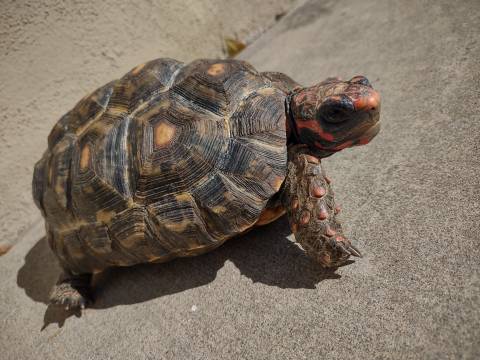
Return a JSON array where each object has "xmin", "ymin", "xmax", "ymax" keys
[{"xmin": 282, "ymin": 146, "xmax": 361, "ymax": 267}]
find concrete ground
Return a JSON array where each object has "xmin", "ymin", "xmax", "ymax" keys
[{"xmin": 1, "ymin": 0, "xmax": 479, "ymax": 359}]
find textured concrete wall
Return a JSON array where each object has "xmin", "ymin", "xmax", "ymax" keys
[{"xmin": 0, "ymin": 0, "xmax": 295, "ymax": 250}]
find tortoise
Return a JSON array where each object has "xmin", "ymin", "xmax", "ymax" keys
[{"xmin": 32, "ymin": 58, "xmax": 381, "ymax": 309}]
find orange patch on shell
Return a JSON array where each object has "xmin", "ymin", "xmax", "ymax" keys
[
  {"xmin": 207, "ymin": 63, "xmax": 225, "ymax": 76},
  {"xmin": 80, "ymin": 145, "xmax": 90, "ymax": 170},
  {"xmin": 257, "ymin": 87, "xmax": 276, "ymax": 96},
  {"xmin": 154, "ymin": 122, "xmax": 176, "ymax": 148},
  {"xmin": 131, "ymin": 63, "xmax": 146, "ymax": 75},
  {"xmin": 256, "ymin": 205, "xmax": 286, "ymax": 226},
  {"xmin": 272, "ymin": 176, "xmax": 285, "ymax": 191}
]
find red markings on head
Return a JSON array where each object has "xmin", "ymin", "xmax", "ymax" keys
[
  {"xmin": 331, "ymin": 140, "xmax": 354, "ymax": 151},
  {"xmin": 296, "ymin": 119, "xmax": 335, "ymax": 141},
  {"xmin": 291, "ymin": 79, "xmax": 380, "ymax": 153},
  {"xmin": 357, "ymin": 137, "xmax": 372, "ymax": 145},
  {"xmin": 314, "ymin": 140, "xmax": 355, "ymax": 152}
]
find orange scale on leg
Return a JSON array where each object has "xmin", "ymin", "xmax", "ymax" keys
[{"xmin": 300, "ymin": 211, "xmax": 311, "ymax": 225}]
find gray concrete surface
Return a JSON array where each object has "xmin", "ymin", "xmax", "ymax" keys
[
  {"xmin": 0, "ymin": 0, "xmax": 295, "ymax": 251},
  {"xmin": 1, "ymin": 0, "xmax": 479, "ymax": 359}
]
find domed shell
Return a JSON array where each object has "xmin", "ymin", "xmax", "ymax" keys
[{"xmin": 33, "ymin": 58, "xmax": 288, "ymax": 273}]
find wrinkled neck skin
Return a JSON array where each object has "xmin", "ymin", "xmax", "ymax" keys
[{"xmin": 285, "ymin": 89, "xmax": 336, "ymax": 159}]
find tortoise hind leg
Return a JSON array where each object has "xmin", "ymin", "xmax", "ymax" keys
[{"xmin": 49, "ymin": 270, "xmax": 92, "ymax": 310}]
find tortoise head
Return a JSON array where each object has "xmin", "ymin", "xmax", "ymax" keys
[{"xmin": 289, "ymin": 76, "xmax": 381, "ymax": 156}]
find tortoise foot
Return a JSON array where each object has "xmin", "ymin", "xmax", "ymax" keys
[{"xmin": 49, "ymin": 272, "xmax": 92, "ymax": 310}]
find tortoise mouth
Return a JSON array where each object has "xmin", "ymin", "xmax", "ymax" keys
[
  {"xmin": 313, "ymin": 114, "xmax": 381, "ymax": 153},
  {"xmin": 354, "ymin": 120, "xmax": 381, "ymax": 146}
]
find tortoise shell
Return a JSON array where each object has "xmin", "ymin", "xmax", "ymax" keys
[{"xmin": 33, "ymin": 58, "xmax": 290, "ymax": 273}]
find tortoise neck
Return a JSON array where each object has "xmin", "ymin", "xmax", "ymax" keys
[
  {"xmin": 286, "ymin": 89, "xmax": 337, "ymax": 159},
  {"xmin": 285, "ymin": 91, "xmax": 301, "ymax": 145}
]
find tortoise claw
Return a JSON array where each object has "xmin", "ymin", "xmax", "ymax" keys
[
  {"xmin": 348, "ymin": 244, "xmax": 362, "ymax": 258},
  {"xmin": 336, "ymin": 242, "xmax": 352, "ymax": 257}
]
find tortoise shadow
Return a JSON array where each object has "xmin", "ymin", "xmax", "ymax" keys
[{"xmin": 17, "ymin": 216, "xmax": 343, "ymax": 328}]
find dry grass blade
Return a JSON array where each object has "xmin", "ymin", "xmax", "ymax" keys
[{"xmin": 225, "ymin": 38, "xmax": 246, "ymax": 58}]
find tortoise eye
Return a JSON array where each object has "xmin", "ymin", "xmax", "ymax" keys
[{"xmin": 317, "ymin": 95, "xmax": 354, "ymax": 124}]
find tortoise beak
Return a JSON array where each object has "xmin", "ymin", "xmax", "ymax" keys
[{"xmin": 355, "ymin": 121, "xmax": 381, "ymax": 145}]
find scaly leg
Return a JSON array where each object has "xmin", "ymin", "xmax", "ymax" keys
[{"xmin": 282, "ymin": 145, "xmax": 361, "ymax": 267}]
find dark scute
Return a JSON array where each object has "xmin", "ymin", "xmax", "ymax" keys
[
  {"xmin": 191, "ymin": 172, "xmax": 265, "ymax": 239},
  {"xmin": 172, "ymin": 73, "xmax": 227, "ymax": 116},
  {"xmin": 136, "ymin": 143, "xmax": 212, "ymax": 205},
  {"xmin": 41, "ymin": 135, "xmax": 76, "ymax": 227},
  {"xmin": 32, "ymin": 152, "xmax": 49, "ymax": 214},
  {"xmin": 108, "ymin": 207, "xmax": 170, "ymax": 263},
  {"xmin": 230, "ymin": 88, "xmax": 286, "ymax": 137},
  {"xmin": 218, "ymin": 138, "xmax": 256, "ymax": 174},
  {"xmin": 53, "ymin": 230, "xmax": 97, "ymax": 274},
  {"xmin": 133, "ymin": 94, "xmax": 224, "ymax": 204},
  {"xmin": 147, "ymin": 193, "xmax": 218, "ymax": 248},
  {"xmin": 233, "ymin": 136, "xmax": 287, "ymax": 173},
  {"xmin": 100, "ymin": 118, "xmax": 134, "ymax": 197},
  {"xmin": 171, "ymin": 59, "xmax": 259, "ymax": 116},
  {"xmin": 70, "ymin": 141, "xmax": 130, "ymax": 223},
  {"xmin": 116, "ymin": 58, "xmax": 184, "ymax": 111},
  {"xmin": 261, "ymin": 71, "xmax": 300, "ymax": 93},
  {"xmin": 48, "ymin": 81, "xmax": 115, "ymax": 149},
  {"xmin": 77, "ymin": 223, "xmax": 121, "ymax": 270}
]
